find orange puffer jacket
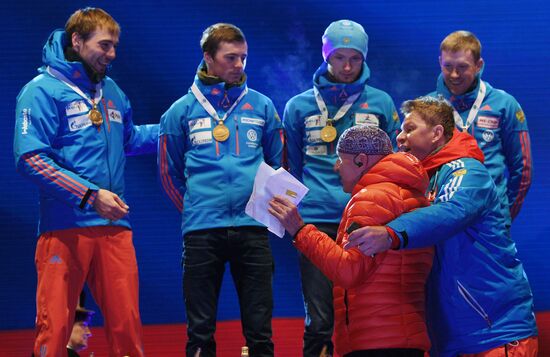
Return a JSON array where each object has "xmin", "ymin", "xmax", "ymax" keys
[{"xmin": 294, "ymin": 152, "xmax": 433, "ymax": 355}]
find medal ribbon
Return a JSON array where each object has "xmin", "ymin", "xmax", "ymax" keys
[
  {"xmin": 452, "ymin": 80, "xmax": 486, "ymax": 132},
  {"xmin": 46, "ymin": 66, "xmax": 102, "ymax": 108},
  {"xmin": 191, "ymin": 83, "xmax": 248, "ymax": 125},
  {"xmin": 313, "ymin": 86, "xmax": 361, "ymax": 124}
]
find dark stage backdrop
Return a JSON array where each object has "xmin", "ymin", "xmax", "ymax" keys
[{"xmin": 1, "ymin": 0, "xmax": 548, "ymax": 330}]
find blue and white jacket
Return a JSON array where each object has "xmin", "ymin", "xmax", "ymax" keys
[
  {"xmin": 284, "ymin": 62, "xmax": 399, "ymax": 224},
  {"xmin": 388, "ymin": 132, "xmax": 537, "ymax": 356},
  {"xmin": 158, "ymin": 65, "xmax": 283, "ymax": 236},
  {"xmin": 429, "ymin": 75, "xmax": 532, "ymax": 225},
  {"xmin": 14, "ymin": 29, "xmax": 158, "ymax": 235}
]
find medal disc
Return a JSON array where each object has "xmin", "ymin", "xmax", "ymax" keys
[
  {"xmin": 320, "ymin": 125, "xmax": 337, "ymax": 143},
  {"xmin": 89, "ymin": 109, "xmax": 103, "ymax": 126},
  {"xmin": 213, "ymin": 123, "xmax": 230, "ymax": 142}
]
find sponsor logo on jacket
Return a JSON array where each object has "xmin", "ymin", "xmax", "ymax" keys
[
  {"xmin": 476, "ymin": 116, "xmax": 499, "ymax": 129},
  {"xmin": 108, "ymin": 109, "xmax": 123, "ymax": 123},
  {"xmin": 21, "ymin": 108, "xmax": 31, "ymax": 135},
  {"xmin": 241, "ymin": 117, "xmax": 265, "ymax": 126},
  {"xmin": 68, "ymin": 114, "xmax": 93, "ymax": 131}
]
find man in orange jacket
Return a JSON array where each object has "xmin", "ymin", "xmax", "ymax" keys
[{"xmin": 269, "ymin": 126, "xmax": 433, "ymax": 357}]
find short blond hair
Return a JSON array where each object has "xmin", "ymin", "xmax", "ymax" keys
[
  {"xmin": 65, "ymin": 7, "xmax": 120, "ymax": 42},
  {"xmin": 440, "ymin": 30, "xmax": 481, "ymax": 62}
]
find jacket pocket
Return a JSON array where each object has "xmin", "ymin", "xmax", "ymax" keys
[{"xmin": 457, "ymin": 280, "xmax": 492, "ymax": 327}]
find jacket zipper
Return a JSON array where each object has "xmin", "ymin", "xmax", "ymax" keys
[{"xmin": 457, "ymin": 280, "xmax": 492, "ymax": 327}]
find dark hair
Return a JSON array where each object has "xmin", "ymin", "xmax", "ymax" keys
[{"xmin": 200, "ymin": 23, "xmax": 246, "ymax": 57}]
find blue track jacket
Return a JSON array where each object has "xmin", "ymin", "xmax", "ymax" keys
[
  {"xmin": 429, "ymin": 75, "xmax": 532, "ymax": 225},
  {"xmin": 388, "ymin": 132, "xmax": 537, "ymax": 356},
  {"xmin": 158, "ymin": 65, "xmax": 283, "ymax": 236},
  {"xmin": 284, "ymin": 61, "xmax": 400, "ymax": 224},
  {"xmin": 14, "ymin": 29, "xmax": 158, "ymax": 235}
]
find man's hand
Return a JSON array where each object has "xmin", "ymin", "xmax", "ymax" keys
[
  {"xmin": 268, "ymin": 195, "xmax": 304, "ymax": 236},
  {"xmin": 344, "ymin": 225, "xmax": 391, "ymax": 255},
  {"xmin": 93, "ymin": 189, "xmax": 129, "ymax": 221}
]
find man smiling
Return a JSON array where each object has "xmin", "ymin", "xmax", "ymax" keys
[
  {"xmin": 15, "ymin": 7, "xmax": 158, "ymax": 357},
  {"xmin": 431, "ymin": 31, "xmax": 532, "ymax": 227}
]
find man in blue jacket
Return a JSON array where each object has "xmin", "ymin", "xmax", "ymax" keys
[
  {"xmin": 430, "ymin": 30, "xmax": 532, "ymax": 227},
  {"xmin": 345, "ymin": 96, "xmax": 538, "ymax": 356},
  {"xmin": 283, "ymin": 19, "xmax": 400, "ymax": 356},
  {"xmin": 14, "ymin": 7, "xmax": 158, "ymax": 357},
  {"xmin": 158, "ymin": 23, "xmax": 283, "ymax": 356}
]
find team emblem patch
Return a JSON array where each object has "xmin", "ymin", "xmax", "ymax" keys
[
  {"xmin": 247, "ymin": 129, "xmax": 258, "ymax": 142},
  {"xmin": 515, "ymin": 110, "xmax": 525, "ymax": 123},
  {"xmin": 482, "ymin": 130, "xmax": 495, "ymax": 143},
  {"xmin": 355, "ymin": 113, "xmax": 379, "ymax": 126},
  {"xmin": 65, "ymin": 100, "xmax": 88, "ymax": 116}
]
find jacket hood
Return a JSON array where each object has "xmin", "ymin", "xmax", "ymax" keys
[
  {"xmin": 40, "ymin": 29, "xmax": 100, "ymax": 92},
  {"xmin": 312, "ymin": 61, "xmax": 370, "ymax": 107},
  {"xmin": 421, "ymin": 130, "xmax": 484, "ymax": 175},
  {"xmin": 352, "ymin": 152, "xmax": 429, "ymax": 196}
]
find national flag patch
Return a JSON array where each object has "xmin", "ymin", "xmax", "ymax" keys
[
  {"xmin": 211, "ymin": 88, "xmax": 221, "ymax": 95},
  {"xmin": 515, "ymin": 110, "xmax": 525, "ymax": 123},
  {"xmin": 360, "ymin": 103, "xmax": 369, "ymax": 109},
  {"xmin": 392, "ymin": 111, "xmax": 399, "ymax": 122},
  {"xmin": 480, "ymin": 104, "xmax": 492, "ymax": 111},
  {"xmin": 452, "ymin": 169, "xmax": 467, "ymax": 177},
  {"xmin": 108, "ymin": 100, "xmax": 115, "ymax": 108}
]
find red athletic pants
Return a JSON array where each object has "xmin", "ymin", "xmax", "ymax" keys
[
  {"xmin": 461, "ymin": 336, "xmax": 538, "ymax": 357},
  {"xmin": 33, "ymin": 226, "xmax": 144, "ymax": 357}
]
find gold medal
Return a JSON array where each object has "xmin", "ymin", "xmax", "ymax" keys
[
  {"xmin": 320, "ymin": 120, "xmax": 337, "ymax": 143},
  {"xmin": 88, "ymin": 105, "xmax": 103, "ymax": 127},
  {"xmin": 213, "ymin": 122, "xmax": 230, "ymax": 142}
]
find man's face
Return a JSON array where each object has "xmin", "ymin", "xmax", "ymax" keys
[
  {"xmin": 327, "ymin": 48, "xmax": 363, "ymax": 83},
  {"xmin": 439, "ymin": 50, "xmax": 483, "ymax": 96},
  {"xmin": 73, "ymin": 28, "xmax": 118, "ymax": 75},
  {"xmin": 68, "ymin": 321, "xmax": 92, "ymax": 352},
  {"xmin": 397, "ymin": 112, "xmax": 437, "ymax": 161},
  {"xmin": 334, "ymin": 152, "xmax": 364, "ymax": 193},
  {"xmin": 204, "ymin": 41, "xmax": 248, "ymax": 84}
]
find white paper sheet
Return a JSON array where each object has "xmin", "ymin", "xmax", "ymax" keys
[{"xmin": 245, "ymin": 162, "xmax": 309, "ymax": 237}]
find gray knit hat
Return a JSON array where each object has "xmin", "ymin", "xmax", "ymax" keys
[{"xmin": 337, "ymin": 125, "xmax": 393, "ymax": 155}]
